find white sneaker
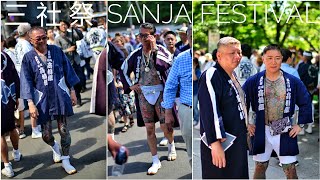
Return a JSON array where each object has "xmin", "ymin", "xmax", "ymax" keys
[
  {"xmin": 12, "ymin": 150, "xmax": 22, "ymax": 162},
  {"xmin": 159, "ymin": 137, "xmax": 168, "ymax": 146},
  {"xmin": 147, "ymin": 162, "xmax": 161, "ymax": 175},
  {"xmin": 168, "ymin": 142, "xmax": 177, "ymax": 161},
  {"xmin": 61, "ymin": 156, "xmax": 77, "ymax": 175},
  {"xmin": 19, "ymin": 130, "xmax": 27, "ymax": 139},
  {"xmin": 1, "ymin": 163, "xmax": 14, "ymax": 178},
  {"xmin": 32, "ymin": 130, "xmax": 42, "ymax": 139},
  {"xmin": 51, "ymin": 141, "xmax": 61, "ymax": 163}
]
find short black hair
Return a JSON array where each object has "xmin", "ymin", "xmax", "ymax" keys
[
  {"xmin": 5, "ymin": 36, "xmax": 17, "ymax": 48},
  {"xmin": 241, "ymin": 44, "xmax": 252, "ymax": 57},
  {"xmin": 263, "ymin": 44, "xmax": 281, "ymax": 55},
  {"xmin": 212, "ymin": 49, "xmax": 217, "ymax": 61},
  {"xmin": 139, "ymin": 23, "xmax": 156, "ymax": 35},
  {"xmin": 297, "ymin": 49, "xmax": 304, "ymax": 55},
  {"xmin": 59, "ymin": 20, "xmax": 70, "ymax": 28},
  {"xmin": 163, "ymin": 31, "xmax": 176, "ymax": 38},
  {"xmin": 91, "ymin": 18, "xmax": 98, "ymax": 27},
  {"xmin": 281, "ymin": 48, "xmax": 292, "ymax": 63}
]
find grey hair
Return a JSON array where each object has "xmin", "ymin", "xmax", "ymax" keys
[
  {"xmin": 28, "ymin": 26, "xmax": 46, "ymax": 36},
  {"xmin": 17, "ymin": 23, "xmax": 31, "ymax": 37},
  {"xmin": 217, "ymin": 37, "xmax": 241, "ymax": 49}
]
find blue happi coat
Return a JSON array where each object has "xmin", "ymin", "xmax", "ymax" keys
[
  {"xmin": 198, "ymin": 63, "xmax": 248, "ymax": 178},
  {"xmin": 120, "ymin": 44, "xmax": 179, "ymax": 127},
  {"xmin": 20, "ymin": 45, "xmax": 80, "ymax": 124},
  {"xmin": 243, "ymin": 70, "xmax": 312, "ymax": 156}
]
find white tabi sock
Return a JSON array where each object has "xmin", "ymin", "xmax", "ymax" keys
[{"xmin": 152, "ymin": 154, "xmax": 160, "ymax": 164}]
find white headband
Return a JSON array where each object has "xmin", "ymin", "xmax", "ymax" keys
[{"xmin": 303, "ymin": 51, "xmax": 312, "ymax": 57}]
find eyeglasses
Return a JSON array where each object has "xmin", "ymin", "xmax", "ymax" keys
[
  {"xmin": 265, "ymin": 57, "xmax": 282, "ymax": 62},
  {"xmin": 139, "ymin": 33, "xmax": 151, "ymax": 39},
  {"xmin": 32, "ymin": 36, "xmax": 47, "ymax": 42}
]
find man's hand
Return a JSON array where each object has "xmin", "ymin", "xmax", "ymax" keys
[
  {"xmin": 210, "ymin": 141, "xmax": 226, "ymax": 168},
  {"xmin": 165, "ymin": 109, "xmax": 174, "ymax": 133},
  {"xmin": 70, "ymin": 90, "xmax": 77, "ymax": 106},
  {"xmin": 15, "ymin": 100, "xmax": 19, "ymax": 110},
  {"xmin": 247, "ymin": 124, "xmax": 256, "ymax": 137},
  {"xmin": 108, "ymin": 134, "xmax": 129, "ymax": 162},
  {"xmin": 29, "ymin": 102, "xmax": 39, "ymax": 120},
  {"xmin": 130, "ymin": 84, "xmax": 141, "ymax": 94},
  {"xmin": 147, "ymin": 35, "xmax": 157, "ymax": 51},
  {"xmin": 289, "ymin": 125, "xmax": 302, "ymax": 138},
  {"xmin": 67, "ymin": 46, "xmax": 76, "ymax": 53}
]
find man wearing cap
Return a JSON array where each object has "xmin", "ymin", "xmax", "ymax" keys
[
  {"xmin": 175, "ymin": 26, "xmax": 190, "ymax": 52},
  {"xmin": 14, "ymin": 23, "xmax": 42, "ymax": 139},
  {"xmin": 120, "ymin": 22, "xmax": 176, "ymax": 175},
  {"xmin": 20, "ymin": 26, "xmax": 80, "ymax": 175}
]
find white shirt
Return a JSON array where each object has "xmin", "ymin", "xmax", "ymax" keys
[{"xmin": 14, "ymin": 38, "xmax": 33, "ymax": 75}]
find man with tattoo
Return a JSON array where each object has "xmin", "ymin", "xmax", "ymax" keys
[
  {"xmin": 121, "ymin": 23, "xmax": 176, "ymax": 175},
  {"xmin": 20, "ymin": 27, "xmax": 79, "ymax": 175},
  {"xmin": 243, "ymin": 44, "xmax": 312, "ymax": 179}
]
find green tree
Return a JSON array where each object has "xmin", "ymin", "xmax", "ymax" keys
[{"xmin": 194, "ymin": 1, "xmax": 320, "ymax": 52}]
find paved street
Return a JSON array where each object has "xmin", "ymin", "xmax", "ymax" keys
[
  {"xmin": 2, "ymin": 79, "xmax": 106, "ymax": 179},
  {"xmin": 108, "ymin": 120, "xmax": 192, "ymax": 179},
  {"xmin": 193, "ymin": 121, "xmax": 319, "ymax": 179}
]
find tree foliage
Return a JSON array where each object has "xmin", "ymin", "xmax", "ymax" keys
[{"xmin": 193, "ymin": 1, "xmax": 320, "ymax": 52}]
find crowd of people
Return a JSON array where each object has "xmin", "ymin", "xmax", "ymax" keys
[
  {"xmin": 107, "ymin": 23, "xmax": 192, "ymax": 175},
  {"xmin": 195, "ymin": 37, "xmax": 319, "ymax": 179},
  {"xmin": 1, "ymin": 15, "xmax": 318, "ymax": 179},
  {"xmin": 1, "ymin": 18, "xmax": 107, "ymax": 177}
]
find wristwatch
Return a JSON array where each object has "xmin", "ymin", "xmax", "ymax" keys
[{"xmin": 299, "ymin": 124, "xmax": 305, "ymax": 128}]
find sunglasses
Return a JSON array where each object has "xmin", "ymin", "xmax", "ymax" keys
[
  {"xmin": 139, "ymin": 33, "xmax": 151, "ymax": 39},
  {"xmin": 33, "ymin": 36, "xmax": 47, "ymax": 42}
]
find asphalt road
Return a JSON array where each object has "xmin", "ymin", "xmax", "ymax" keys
[
  {"xmin": 193, "ymin": 121, "xmax": 319, "ymax": 179},
  {"xmin": 107, "ymin": 119, "xmax": 192, "ymax": 179},
  {"xmin": 2, "ymin": 79, "xmax": 106, "ymax": 179}
]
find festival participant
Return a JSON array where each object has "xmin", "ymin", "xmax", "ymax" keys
[{"xmin": 20, "ymin": 27, "xmax": 80, "ymax": 175}]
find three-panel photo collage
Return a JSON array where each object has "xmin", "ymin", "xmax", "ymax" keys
[{"xmin": 1, "ymin": 0, "xmax": 319, "ymax": 179}]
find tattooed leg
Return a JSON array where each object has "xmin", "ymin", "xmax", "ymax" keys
[
  {"xmin": 253, "ymin": 161, "xmax": 269, "ymax": 179},
  {"xmin": 57, "ymin": 115, "xmax": 71, "ymax": 156},
  {"xmin": 41, "ymin": 120, "xmax": 55, "ymax": 146},
  {"xmin": 282, "ymin": 163, "xmax": 298, "ymax": 179}
]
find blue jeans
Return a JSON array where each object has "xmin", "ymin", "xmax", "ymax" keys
[{"xmin": 193, "ymin": 94, "xmax": 199, "ymax": 123}]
